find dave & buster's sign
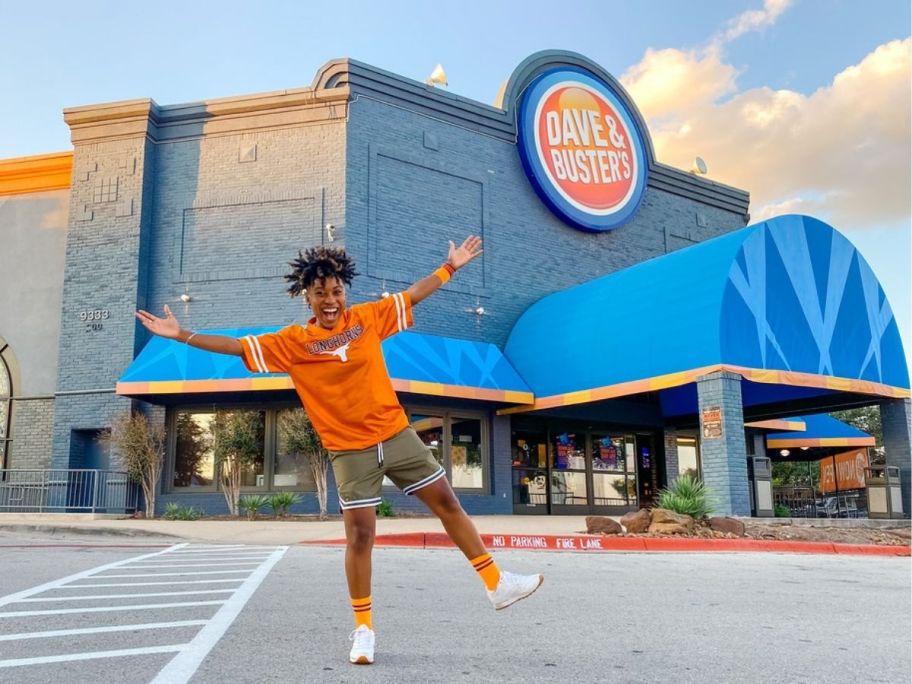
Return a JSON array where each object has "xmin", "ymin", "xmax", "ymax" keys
[{"xmin": 517, "ymin": 67, "xmax": 648, "ymax": 232}]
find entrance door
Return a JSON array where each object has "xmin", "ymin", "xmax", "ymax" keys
[
  {"xmin": 511, "ymin": 430, "xmax": 549, "ymax": 515},
  {"xmin": 636, "ymin": 433, "xmax": 657, "ymax": 506}
]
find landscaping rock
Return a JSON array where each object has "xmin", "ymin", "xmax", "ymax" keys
[
  {"xmin": 620, "ymin": 509, "xmax": 651, "ymax": 533},
  {"xmin": 649, "ymin": 508, "xmax": 695, "ymax": 534},
  {"xmin": 708, "ymin": 516, "xmax": 746, "ymax": 536},
  {"xmin": 586, "ymin": 516, "xmax": 622, "ymax": 535}
]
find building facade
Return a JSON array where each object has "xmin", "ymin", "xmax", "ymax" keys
[{"xmin": 1, "ymin": 51, "xmax": 909, "ymax": 516}]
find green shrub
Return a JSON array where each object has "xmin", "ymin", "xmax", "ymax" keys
[
  {"xmin": 268, "ymin": 491, "xmax": 302, "ymax": 518},
  {"xmin": 163, "ymin": 502, "xmax": 203, "ymax": 521},
  {"xmin": 774, "ymin": 503, "xmax": 791, "ymax": 518},
  {"xmin": 377, "ymin": 499, "xmax": 394, "ymax": 517},
  {"xmin": 656, "ymin": 474, "xmax": 715, "ymax": 519},
  {"xmin": 238, "ymin": 495, "xmax": 272, "ymax": 520}
]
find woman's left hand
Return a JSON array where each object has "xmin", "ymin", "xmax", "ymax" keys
[{"xmin": 447, "ymin": 235, "xmax": 484, "ymax": 270}]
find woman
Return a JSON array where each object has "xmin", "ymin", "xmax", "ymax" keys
[{"xmin": 135, "ymin": 235, "xmax": 543, "ymax": 665}]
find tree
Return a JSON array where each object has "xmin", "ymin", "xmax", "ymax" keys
[
  {"xmin": 212, "ymin": 410, "xmax": 264, "ymax": 516},
  {"xmin": 174, "ymin": 413, "xmax": 212, "ymax": 487},
  {"xmin": 106, "ymin": 411, "xmax": 164, "ymax": 519},
  {"xmin": 831, "ymin": 406, "xmax": 884, "ymax": 463},
  {"xmin": 278, "ymin": 408, "xmax": 330, "ymax": 519}
]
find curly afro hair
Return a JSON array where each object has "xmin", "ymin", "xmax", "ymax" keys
[{"xmin": 285, "ymin": 246, "xmax": 358, "ymax": 298}]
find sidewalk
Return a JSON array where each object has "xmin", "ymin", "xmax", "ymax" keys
[{"xmin": 0, "ymin": 513, "xmax": 908, "ymax": 556}]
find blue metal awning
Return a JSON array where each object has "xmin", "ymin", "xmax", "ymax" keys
[
  {"xmin": 117, "ymin": 328, "xmax": 533, "ymax": 404},
  {"xmin": 503, "ymin": 215, "xmax": 910, "ymax": 414},
  {"xmin": 766, "ymin": 414, "xmax": 875, "ymax": 449}
]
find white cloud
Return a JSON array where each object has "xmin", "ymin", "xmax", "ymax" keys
[
  {"xmin": 622, "ymin": 37, "xmax": 912, "ymax": 231},
  {"xmin": 710, "ymin": 0, "xmax": 793, "ymax": 50}
]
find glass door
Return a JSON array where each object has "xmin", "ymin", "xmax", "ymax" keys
[
  {"xmin": 511, "ymin": 429, "xmax": 549, "ymax": 514},
  {"xmin": 550, "ymin": 431, "xmax": 589, "ymax": 513},
  {"xmin": 590, "ymin": 434, "xmax": 637, "ymax": 513}
]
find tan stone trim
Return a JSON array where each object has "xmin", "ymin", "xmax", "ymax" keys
[{"xmin": 0, "ymin": 152, "xmax": 73, "ymax": 196}]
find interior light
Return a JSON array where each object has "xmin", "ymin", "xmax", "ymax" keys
[{"xmin": 779, "ymin": 449, "xmax": 790, "ymax": 457}]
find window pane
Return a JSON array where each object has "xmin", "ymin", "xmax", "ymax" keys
[
  {"xmin": 592, "ymin": 473, "xmax": 633, "ymax": 505},
  {"xmin": 411, "ymin": 414, "xmax": 444, "ymax": 466},
  {"xmin": 677, "ymin": 438, "xmax": 699, "ymax": 479},
  {"xmin": 174, "ymin": 413, "xmax": 215, "ymax": 488},
  {"xmin": 275, "ymin": 408, "xmax": 318, "ymax": 490},
  {"xmin": 592, "ymin": 434, "xmax": 626, "ymax": 471},
  {"xmin": 450, "ymin": 417, "xmax": 483, "ymax": 490},
  {"xmin": 211, "ymin": 410, "xmax": 265, "ymax": 487},
  {"xmin": 551, "ymin": 470, "xmax": 587, "ymax": 505},
  {"xmin": 553, "ymin": 432, "xmax": 584, "ymax": 470},
  {"xmin": 0, "ymin": 359, "xmax": 9, "ymax": 397},
  {"xmin": 0, "ymin": 401, "xmax": 7, "ymax": 438}
]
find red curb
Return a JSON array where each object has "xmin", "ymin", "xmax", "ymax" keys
[{"xmin": 300, "ymin": 533, "xmax": 910, "ymax": 556}]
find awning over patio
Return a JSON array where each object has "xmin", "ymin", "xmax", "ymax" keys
[
  {"xmin": 766, "ymin": 413, "xmax": 875, "ymax": 449},
  {"xmin": 117, "ymin": 327, "xmax": 533, "ymax": 404},
  {"xmin": 503, "ymin": 214, "xmax": 909, "ymax": 415}
]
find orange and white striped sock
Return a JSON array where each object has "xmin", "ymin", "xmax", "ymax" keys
[
  {"xmin": 470, "ymin": 553, "xmax": 501, "ymax": 591},
  {"xmin": 351, "ymin": 595, "xmax": 372, "ymax": 629}
]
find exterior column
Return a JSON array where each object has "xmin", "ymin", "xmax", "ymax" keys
[
  {"xmin": 696, "ymin": 371, "xmax": 750, "ymax": 516},
  {"xmin": 880, "ymin": 398, "xmax": 911, "ymax": 517},
  {"xmin": 663, "ymin": 429, "xmax": 679, "ymax": 486}
]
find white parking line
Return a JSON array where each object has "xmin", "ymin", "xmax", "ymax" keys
[
  {"xmin": 0, "ymin": 620, "xmax": 208, "ymax": 642},
  {"xmin": 90, "ymin": 570, "xmax": 253, "ymax": 578},
  {"xmin": 0, "ymin": 645, "xmax": 184, "ymax": 668},
  {"xmin": 18, "ymin": 589, "xmax": 234, "ymax": 602},
  {"xmin": 0, "ymin": 600, "xmax": 226, "ymax": 618},
  {"xmin": 60, "ymin": 579, "xmax": 244, "ymax": 588},
  {"xmin": 0, "ymin": 544, "xmax": 188, "ymax": 609},
  {"xmin": 150, "ymin": 546, "xmax": 288, "ymax": 684},
  {"xmin": 123, "ymin": 562, "xmax": 263, "ymax": 569},
  {"xmin": 135, "ymin": 556, "xmax": 272, "ymax": 563}
]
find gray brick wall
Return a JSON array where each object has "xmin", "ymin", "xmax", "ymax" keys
[
  {"xmin": 696, "ymin": 371, "xmax": 750, "ymax": 515},
  {"xmin": 6, "ymin": 398, "xmax": 54, "ymax": 469},
  {"xmin": 881, "ymin": 398, "xmax": 911, "ymax": 517},
  {"xmin": 344, "ymin": 96, "xmax": 747, "ymax": 346}
]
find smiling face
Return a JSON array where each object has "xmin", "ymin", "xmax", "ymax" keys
[{"xmin": 305, "ymin": 276, "xmax": 347, "ymax": 329}]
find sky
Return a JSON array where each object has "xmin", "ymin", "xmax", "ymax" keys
[{"xmin": 2, "ymin": 0, "xmax": 910, "ymax": 366}]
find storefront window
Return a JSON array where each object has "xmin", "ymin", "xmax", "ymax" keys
[
  {"xmin": 450, "ymin": 417, "xmax": 483, "ymax": 490},
  {"xmin": 211, "ymin": 410, "xmax": 265, "ymax": 487},
  {"xmin": 411, "ymin": 413, "xmax": 444, "ymax": 466},
  {"xmin": 677, "ymin": 436, "xmax": 700, "ymax": 479},
  {"xmin": 275, "ymin": 408, "xmax": 318, "ymax": 490},
  {"xmin": 591, "ymin": 434, "xmax": 637, "ymax": 506},
  {"xmin": 0, "ymin": 355, "xmax": 9, "ymax": 468},
  {"xmin": 552, "ymin": 432, "xmax": 587, "ymax": 506},
  {"xmin": 174, "ymin": 412, "xmax": 216, "ymax": 488},
  {"xmin": 408, "ymin": 410, "xmax": 488, "ymax": 492},
  {"xmin": 513, "ymin": 430, "xmax": 548, "ymax": 507}
]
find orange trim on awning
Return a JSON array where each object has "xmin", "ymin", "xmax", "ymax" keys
[
  {"xmin": 497, "ymin": 364, "xmax": 910, "ymax": 416},
  {"xmin": 745, "ymin": 419, "xmax": 807, "ymax": 431},
  {"xmin": 767, "ymin": 437, "xmax": 876, "ymax": 449}
]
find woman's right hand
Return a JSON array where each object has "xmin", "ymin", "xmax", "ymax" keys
[{"xmin": 135, "ymin": 304, "xmax": 182, "ymax": 339}]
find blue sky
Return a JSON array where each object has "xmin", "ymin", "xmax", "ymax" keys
[{"xmin": 3, "ymin": 0, "xmax": 910, "ymax": 366}]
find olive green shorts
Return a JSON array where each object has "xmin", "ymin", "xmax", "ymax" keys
[{"xmin": 329, "ymin": 427, "xmax": 445, "ymax": 510}]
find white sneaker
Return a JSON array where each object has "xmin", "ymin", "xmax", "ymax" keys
[
  {"xmin": 349, "ymin": 625, "xmax": 375, "ymax": 664},
  {"xmin": 487, "ymin": 570, "xmax": 544, "ymax": 610}
]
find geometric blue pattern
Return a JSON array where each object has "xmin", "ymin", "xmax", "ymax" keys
[
  {"xmin": 721, "ymin": 215, "xmax": 909, "ymax": 388},
  {"xmin": 505, "ymin": 214, "xmax": 909, "ymax": 399},
  {"xmin": 120, "ymin": 327, "xmax": 532, "ymax": 395}
]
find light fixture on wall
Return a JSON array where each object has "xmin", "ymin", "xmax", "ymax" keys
[
  {"xmin": 180, "ymin": 293, "xmax": 192, "ymax": 303},
  {"xmin": 690, "ymin": 157, "xmax": 708, "ymax": 175},
  {"xmin": 426, "ymin": 64, "xmax": 448, "ymax": 87}
]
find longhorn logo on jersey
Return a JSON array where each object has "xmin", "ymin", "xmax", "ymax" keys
[{"xmin": 307, "ymin": 324, "xmax": 364, "ymax": 362}]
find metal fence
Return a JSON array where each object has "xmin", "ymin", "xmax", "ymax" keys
[
  {"xmin": 0, "ymin": 469, "xmax": 140, "ymax": 513},
  {"xmin": 773, "ymin": 486, "xmax": 867, "ymax": 518}
]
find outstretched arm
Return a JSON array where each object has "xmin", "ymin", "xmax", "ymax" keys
[
  {"xmin": 406, "ymin": 235, "xmax": 483, "ymax": 306},
  {"xmin": 135, "ymin": 305, "xmax": 243, "ymax": 356}
]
